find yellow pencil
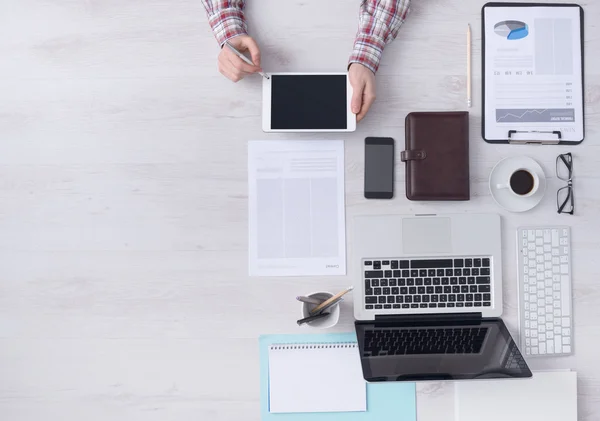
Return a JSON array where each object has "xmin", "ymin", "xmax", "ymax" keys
[{"xmin": 310, "ymin": 286, "xmax": 354, "ymax": 315}]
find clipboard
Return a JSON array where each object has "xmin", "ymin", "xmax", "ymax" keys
[{"xmin": 481, "ymin": 2, "xmax": 585, "ymax": 145}]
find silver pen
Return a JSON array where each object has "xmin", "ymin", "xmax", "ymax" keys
[
  {"xmin": 296, "ymin": 296, "xmax": 325, "ymax": 305},
  {"xmin": 224, "ymin": 41, "xmax": 270, "ymax": 79}
]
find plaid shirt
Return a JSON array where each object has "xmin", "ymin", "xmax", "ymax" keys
[{"xmin": 201, "ymin": 0, "xmax": 411, "ymax": 73}]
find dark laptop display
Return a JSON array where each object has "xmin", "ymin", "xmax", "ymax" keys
[{"xmin": 355, "ymin": 316, "xmax": 531, "ymax": 382}]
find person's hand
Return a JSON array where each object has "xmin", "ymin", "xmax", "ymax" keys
[
  {"xmin": 218, "ymin": 35, "xmax": 262, "ymax": 82},
  {"xmin": 349, "ymin": 63, "xmax": 377, "ymax": 122}
]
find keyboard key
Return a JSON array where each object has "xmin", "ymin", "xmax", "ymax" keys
[
  {"xmin": 380, "ymin": 279, "xmax": 388, "ymax": 286},
  {"xmin": 384, "ymin": 304, "xmax": 392, "ymax": 309},
  {"xmin": 385, "ymin": 270, "xmax": 392, "ymax": 278},
  {"xmin": 411, "ymin": 259, "xmax": 453, "ymax": 268},
  {"xmin": 366, "ymin": 297, "xmax": 377, "ymax": 303},
  {"xmin": 459, "ymin": 277, "xmax": 467, "ymax": 284},
  {"xmin": 419, "ymin": 270, "xmax": 427, "ymax": 277},
  {"xmin": 418, "ymin": 287, "xmax": 425, "ymax": 294},
  {"xmin": 476, "ymin": 277, "xmax": 490, "ymax": 284},
  {"xmin": 479, "ymin": 285, "xmax": 491, "ymax": 293},
  {"xmin": 454, "ymin": 269, "xmax": 462, "ymax": 276},
  {"xmin": 383, "ymin": 287, "xmax": 391, "ymax": 295},
  {"xmin": 470, "ymin": 285, "xmax": 478, "ymax": 293},
  {"xmin": 472, "ymin": 268, "xmax": 480, "ymax": 276},
  {"xmin": 402, "ymin": 304, "xmax": 410, "ymax": 309},
  {"xmin": 482, "ymin": 258, "xmax": 490, "ymax": 266},
  {"xmin": 448, "ymin": 303, "xmax": 455, "ymax": 307},
  {"xmin": 372, "ymin": 279, "xmax": 379, "ymax": 286},
  {"xmin": 396, "ymin": 296, "xmax": 404, "ymax": 303},
  {"xmin": 414, "ymin": 296, "xmax": 421, "ymax": 303},
  {"xmin": 416, "ymin": 278, "xmax": 424, "ymax": 286},
  {"xmin": 393, "ymin": 304, "xmax": 401, "ymax": 309},
  {"xmin": 465, "ymin": 302, "xmax": 473, "ymax": 307},
  {"xmin": 391, "ymin": 260, "xmax": 399, "ymax": 269},
  {"xmin": 483, "ymin": 302, "xmax": 491, "ymax": 306},
  {"xmin": 365, "ymin": 261, "xmax": 373, "ymax": 266},
  {"xmin": 457, "ymin": 303, "xmax": 465, "ymax": 307},
  {"xmin": 422, "ymin": 295, "xmax": 430, "ymax": 302},
  {"xmin": 433, "ymin": 278, "xmax": 441, "ymax": 285},
  {"xmin": 374, "ymin": 261, "xmax": 381, "ymax": 269},
  {"xmin": 378, "ymin": 296, "xmax": 386, "ymax": 303},
  {"xmin": 440, "ymin": 295, "xmax": 447, "ymax": 302},
  {"xmin": 444, "ymin": 286, "xmax": 451, "ymax": 293},
  {"xmin": 446, "ymin": 269, "xmax": 454, "ymax": 276},
  {"xmin": 393, "ymin": 270, "xmax": 402, "ymax": 277},
  {"xmin": 437, "ymin": 269, "xmax": 445, "ymax": 276},
  {"xmin": 474, "ymin": 258, "xmax": 482, "ymax": 267},
  {"xmin": 435, "ymin": 286, "xmax": 442, "ymax": 294},
  {"xmin": 427, "ymin": 286, "xmax": 434, "ymax": 294},
  {"xmin": 399, "ymin": 279, "xmax": 406, "ymax": 286},
  {"xmin": 411, "ymin": 304, "xmax": 419, "ymax": 308},
  {"xmin": 483, "ymin": 293, "xmax": 491, "ymax": 301},
  {"xmin": 420, "ymin": 304, "xmax": 428, "ymax": 308},
  {"xmin": 375, "ymin": 305, "xmax": 383, "ymax": 309},
  {"xmin": 468, "ymin": 277, "xmax": 476, "ymax": 284},
  {"xmin": 382, "ymin": 260, "xmax": 390, "ymax": 266},
  {"xmin": 389, "ymin": 279, "xmax": 397, "ymax": 287},
  {"xmin": 400, "ymin": 260, "xmax": 410, "ymax": 269},
  {"xmin": 400, "ymin": 287, "xmax": 408, "ymax": 294},
  {"xmin": 454, "ymin": 259, "xmax": 464, "ymax": 267},
  {"xmin": 365, "ymin": 270, "xmax": 383, "ymax": 278},
  {"xmin": 407, "ymin": 279, "xmax": 415, "ymax": 286},
  {"xmin": 387, "ymin": 296, "xmax": 395, "ymax": 303},
  {"xmin": 411, "ymin": 270, "xmax": 419, "ymax": 277},
  {"xmin": 474, "ymin": 302, "xmax": 482, "ymax": 307},
  {"xmin": 463, "ymin": 269, "xmax": 471, "ymax": 276},
  {"xmin": 392, "ymin": 287, "xmax": 399, "ymax": 294},
  {"xmin": 465, "ymin": 259, "xmax": 473, "ymax": 267},
  {"xmin": 480, "ymin": 268, "xmax": 490, "ymax": 276},
  {"xmin": 374, "ymin": 287, "xmax": 382, "ymax": 295},
  {"xmin": 441, "ymin": 278, "xmax": 448, "ymax": 285},
  {"xmin": 475, "ymin": 293, "xmax": 482, "ymax": 301},
  {"xmin": 461, "ymin": 286, "xmax": 468, "ymax": 293},
  {"xmin": 450, "ymin": 277, "xmax": 458, "ymax": 285},
  {"xmin": 431, "ymin": 295, "xmax": 439, "ymax": 302},
  {"xmin": 439, "ymin": 303, "xmax": 446, "ymax": 308},
  {"xmin": 428, "ymin": 269, "xmax": 436, "ymax": 277},
  {"xmin": 402, "ymin": 270, "xmax": 410, "ymax": 277},
  {"xmin": 449, "ymin": 294, "xmax": 456, "ymax": 302},
  {"xmin": 366, "ymin": 288, "xmax": 373, "ymax": 295},
  {"xmin": 466, "ymin": 294, "xmax": 474, "ymax": 301},
  {"xmin": 366, "ymin": 305, "xmax": 374, "ymax": 309},
  {"xmin": 409, "ymin": 287, "xmax": 417, "ymax": 294}
]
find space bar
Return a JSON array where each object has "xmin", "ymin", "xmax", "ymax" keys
[{"xmin": 411, "ymin": 259, "xmax": 454, "ymax": 268}]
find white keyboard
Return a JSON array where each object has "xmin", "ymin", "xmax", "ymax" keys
[{"xmin": 517, "ymin": 227, "xmax": 573, "ymax": 357}]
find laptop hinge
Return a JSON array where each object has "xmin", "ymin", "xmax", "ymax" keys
[{"xmin": 373, "ymin": 312, "xmax": 482, "ymax": 323}]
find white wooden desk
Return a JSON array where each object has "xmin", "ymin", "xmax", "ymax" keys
[{"xmin": 0, "ymin": 0, "xmax": 599, "ymax": 420}]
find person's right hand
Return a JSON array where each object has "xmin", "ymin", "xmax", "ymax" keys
[{"xmin": 218, "ymin": 35, "xmax": 262, "ymax": 82}]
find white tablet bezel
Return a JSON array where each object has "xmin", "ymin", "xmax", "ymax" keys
[{"xmin": 262, "ymin": 72, "xmax": 356, "ymax": 133}]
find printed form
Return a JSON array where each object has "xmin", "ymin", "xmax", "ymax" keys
[
  {"xmin": 484, "ymin": 6, "xmax": 583, "ymax": 142},
  {"xmin": 248, "ymin": 140, "xmax": 346, "ymax": 277}
]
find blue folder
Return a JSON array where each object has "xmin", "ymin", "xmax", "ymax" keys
[{"xmin": 259, "ymin": 332, "xmax": 416, "ymax": 421}]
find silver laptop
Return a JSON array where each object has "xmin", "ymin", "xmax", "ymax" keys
[
  {"xmin": 353, "ymin": 213, "xmax": 503, "ymax": 320},
  {"xmin": 352, "ymin": 213, "xmax": 531, "ymax": 382}
]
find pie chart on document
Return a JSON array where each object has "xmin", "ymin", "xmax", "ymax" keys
[{"xmin": 494, "ymin": 20, "xmax": 529, "ymax": 40}]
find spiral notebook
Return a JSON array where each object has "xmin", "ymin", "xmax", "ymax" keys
[
  {"xmin": 259, "ymin": 333, "xmax": 417, "ymax": 421},
  {"xmin": 269, "ymin": 342, "xmax": 366, "ymax": 413}
]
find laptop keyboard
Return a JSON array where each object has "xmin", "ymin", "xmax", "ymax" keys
[
  {"xmin": 363, "ymin": 257, "xmax": 493, "ymax": 310},
  {"xmin": 362, "ymin": 327, "xmax": 488, "ymax": 357}
]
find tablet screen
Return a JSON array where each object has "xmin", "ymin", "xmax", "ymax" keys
[{"xmin": 271, "ymin": 75, "xmax": 347, "ymax": 130}]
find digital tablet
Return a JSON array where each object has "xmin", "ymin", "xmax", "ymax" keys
[{"xmin": 262, "ymin": 73, "xmax": 356, "ymax": 132}]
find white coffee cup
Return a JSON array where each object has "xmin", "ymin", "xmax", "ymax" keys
[{"xmin": 496, "ymin": 168, "xmax": 539, "ymax": 198}]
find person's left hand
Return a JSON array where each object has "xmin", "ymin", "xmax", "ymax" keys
[{"xmin": 349, "ymin": 63, "xmax": 377, "ymax": 122}]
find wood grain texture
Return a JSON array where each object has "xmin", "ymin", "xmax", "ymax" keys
[{"xmin": 0, "ymin": 0, "xmax": 599, "ymax": 420}]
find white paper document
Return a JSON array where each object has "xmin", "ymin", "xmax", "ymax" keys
[
  {"xmin": 455, "ymin": 371, "xmax": 578, "ymax": 421},
  {"xmin": 248, "ymin": 140, "xmax": 346, "ymax": 277},
  {"xmin": 268, "ymin": 342, "xmax": 366, "ymax": 414},
  {"xmin": 483, "ymin": 6, "xmax": 583, "ymax": 142}
]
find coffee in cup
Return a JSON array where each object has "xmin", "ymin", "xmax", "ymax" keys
[{"xmin": 497, "ymin": 169, "xmax": 539, "ymax": 197}]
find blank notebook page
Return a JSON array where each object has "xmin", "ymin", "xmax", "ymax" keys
[
  {"xmin": 455, "ymin": 371, "xmax": 577, "ymax": 421},
  {"xmin": 268, "ymin": 342, "xmax": 367, "ymax": 414}
]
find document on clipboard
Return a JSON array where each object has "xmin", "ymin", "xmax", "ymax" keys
[{"xmin": 482, "ymin": 3, "xmax": 584, "ymax": 144}]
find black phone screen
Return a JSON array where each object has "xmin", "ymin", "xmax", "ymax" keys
[{"xmin": 365, "ymin": 137, "xmax": 394, "ymax": 199}]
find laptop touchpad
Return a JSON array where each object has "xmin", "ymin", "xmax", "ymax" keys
[{"xmin": 402, "ymin": 217, "xmax": 452, "ymax": 254}]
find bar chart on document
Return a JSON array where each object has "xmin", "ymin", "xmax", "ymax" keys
[{"xmin": 483, "ymin": 6, "xmax": 583, "ymax": 142}]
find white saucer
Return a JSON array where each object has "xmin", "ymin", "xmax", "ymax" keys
[{"xmin": 489, "ymin": 156, "xmax": 546, "ymax": 213}]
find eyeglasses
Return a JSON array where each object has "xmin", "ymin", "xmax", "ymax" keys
[{"xmin": 556, "ymin": 153, "xmax": 574, "ymax": 215}]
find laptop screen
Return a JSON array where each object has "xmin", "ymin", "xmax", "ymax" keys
[{"xmin": 355, "ymin": 319, "xmax": 531, "ymax": 382}]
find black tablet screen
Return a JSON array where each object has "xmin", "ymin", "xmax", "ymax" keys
[{"xmin": 271, "ymin": 75, "xmax": 347, "ymax": 130}]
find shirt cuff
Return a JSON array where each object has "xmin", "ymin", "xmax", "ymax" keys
[
  {"xmin": 348, "ymin": 33, "xmax": 386, "ymax": 74},
  {"xmin": 207, "ymin": 8, "xmax": 248, "ymax": 46}
]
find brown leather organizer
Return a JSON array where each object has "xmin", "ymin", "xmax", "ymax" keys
[{"xmin": 401, "ymin": 112, "xmax": 470, "ymax": 201}]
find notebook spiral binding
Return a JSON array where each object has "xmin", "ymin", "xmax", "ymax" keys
[{"xmin": 270, "ymin": 342, "xmax": 358, "ymax": 351}]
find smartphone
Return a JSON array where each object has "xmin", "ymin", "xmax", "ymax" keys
[{"xmin": 364, "ymin": 137, "xmax": 395, "ymax": 199}]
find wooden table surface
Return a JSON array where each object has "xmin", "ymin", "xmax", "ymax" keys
[{"xmin": 1, "ymin": 0, "xmax": 599, "ymax": 420}]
